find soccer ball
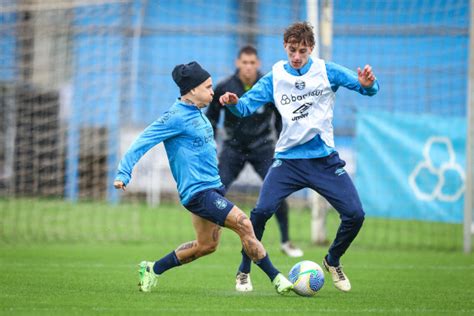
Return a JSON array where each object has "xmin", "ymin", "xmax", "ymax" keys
[{"xmin": 288, "ymin": 260, "xmax": 325, "ymax": 297}]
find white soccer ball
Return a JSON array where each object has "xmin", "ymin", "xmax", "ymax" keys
[{"xmin": 288, "ymin": 260, "xmax": 325, "ymax": 297}]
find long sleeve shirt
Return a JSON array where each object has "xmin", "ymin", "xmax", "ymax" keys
[
  {"xmin": 116, "ymin": 100, "xmax": 222, "ymax": 205},
  {"xmin": 226, "ymin": 58, "xmax": 379, "ymax": 159}
]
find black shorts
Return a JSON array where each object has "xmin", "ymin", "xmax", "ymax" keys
[{"xmin": 183, "ymin": 186, "xmax": 234, "ymax": 227}]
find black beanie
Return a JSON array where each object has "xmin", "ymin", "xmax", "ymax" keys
[{"xmin": 172, "ymin": 61, "xmax": 211, "ymax": 96}]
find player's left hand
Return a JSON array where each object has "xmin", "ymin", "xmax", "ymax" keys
[
  {"xmin": 357, "ymin": 65, "xmax": 376, "ymax": 88},
  {"xmin": 113, "ymin": 180, "xmax": 126, "ymax": 191}
]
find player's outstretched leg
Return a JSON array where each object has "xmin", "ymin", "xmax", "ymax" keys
[
  {"xmin": 236, "ymin": 206, "xmax": 272, "ymax": 287},
  {"xmin": 138, "ymin": 215, "xmax": 222, "ymax": 292},
  {"xmin": 236, "ymin": 162, "xmax": 300, "ymax": 291},
  {"xmin": 137, "ymin": 261, "xmax": 158, "ymax": 292},
  {"xmin": 235, "ymin": 206, "xmax": 282, "ymax": 292},
  {"xmin": 225, "ymin": 206, "xmax": 293, "ymax": 295}
]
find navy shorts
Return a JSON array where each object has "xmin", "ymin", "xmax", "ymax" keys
[{"xmin": 183, "ymin": 186, "xmax": 234, "ymax": 227}]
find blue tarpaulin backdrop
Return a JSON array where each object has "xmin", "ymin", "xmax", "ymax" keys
[{"xmin": 355, "ymin": 110, "xmax": 466, "ymax": 223}]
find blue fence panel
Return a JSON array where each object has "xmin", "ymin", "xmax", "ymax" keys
[
  {"xmin": 332, "ymin": 0, "xmax": 469, "ymax": 134},
  {"xmin": 132, "ymin": 0, "xmax": 238, "ymax": 125},
  {"xmin": 0, "ymin": 11, "xmax": 16, "ymax": 81}
]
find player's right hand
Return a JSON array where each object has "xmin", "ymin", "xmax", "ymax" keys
[
  {"xmin": 113, "ymin": 180, "xmax": 126, "ymax": 191},
  {"xmin": 357, "ymin": 64, "xmax": 376, "ymax": 88},
  {"xmin": 219, "ymin": 92, "xmax": 239, "ymax": 106}
]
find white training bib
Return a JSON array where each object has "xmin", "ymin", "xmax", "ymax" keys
[{"xmin": 272, "ymin": 59, "xmax": 336, "ymax": 153}]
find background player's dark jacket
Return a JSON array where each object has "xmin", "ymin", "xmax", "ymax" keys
[{"xmin": 206, "ymin": 71, "xmax": 281, "ymax": 151}]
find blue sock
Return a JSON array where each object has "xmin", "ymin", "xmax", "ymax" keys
[
  {"xmin": 238, "ymin": 249, "xmax": 252, "ymax": 274},
  {"xmin": 153, "ymin": 251, "xmax": 181, "ymax": 275},
  {"xmin": 326, "ymin": 253, "xmax": 340, "ymax": 267},
  {"xmin": 254, "ymin": 254, "xmax": 280, "ymax": 281}
]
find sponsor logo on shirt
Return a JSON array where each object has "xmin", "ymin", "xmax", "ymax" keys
[
  {"xmin": 292, "ymin": 102, "xmax": 313, "ymax": 114},
  {"xmin": 193, "ymin": 135, "xmax": 214, "ymax": 147},
  {"xmin": 279, "ymin": 89, "xmax": 323, "ymax": 106},
  {"xmin": 281, "ymin": 94, "xmax": 291, "ymax": 105},
  {"xmin": 193, "ymin": 137, "xmax": 204, "ymax": 147},
  {"xmin": 291, "ymin": 102, "xmax": 313, "ymax": 121}
]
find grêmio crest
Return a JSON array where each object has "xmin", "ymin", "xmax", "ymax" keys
[{"xmin": 295, "ymin": 79, "xmax": 305, "ymax": 90}]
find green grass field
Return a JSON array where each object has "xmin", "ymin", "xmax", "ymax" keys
[{"xmin": 0, "ymin": 200, "xmax": 473, "ymax": 315}]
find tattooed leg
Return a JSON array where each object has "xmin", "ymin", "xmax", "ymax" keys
[
  {"xmin": 174, "ymin": 214, "xmax": 222, "ymax": 264},
  {"xmin": 224, "ymin": 206, "xmax": 266, "ymax": 261},
  {"xmin": 175, "ymin": 241, "xmax": 198, "ymax": 263},
  {"xmin": 225, "ymin": 206, "xmax": 282, "ymax": 282}
]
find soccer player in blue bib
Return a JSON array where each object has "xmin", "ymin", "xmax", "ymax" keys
[
  {"xmin": 220, "ymin": 22, "xmax": 379, "ymax": 292},
  {"xmin": 114, "ymin": 61, "xmax": 292, "ymax": 294}
]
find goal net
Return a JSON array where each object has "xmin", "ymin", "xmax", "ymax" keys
[{"xmin": 0, "ymin": 0, "xmax": 471, "ymax": 251}]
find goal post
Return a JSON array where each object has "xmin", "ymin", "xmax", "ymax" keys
[
  {"xmin": 464, "ymin": 0, "xmax": 474, "ymax": 254},
  {"xmin": 308, "ymin": 0, "xmax": 332, "ymax": 245}
]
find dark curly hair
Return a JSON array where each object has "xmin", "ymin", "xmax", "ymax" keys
[{"xmin": 283, "ymin": 21, "xmax": 315, "ymax": 47}]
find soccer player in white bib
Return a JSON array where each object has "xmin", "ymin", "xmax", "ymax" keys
[{"xmin": 220, "ymin": 22, "xmax": 379, "ymax": 292}]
